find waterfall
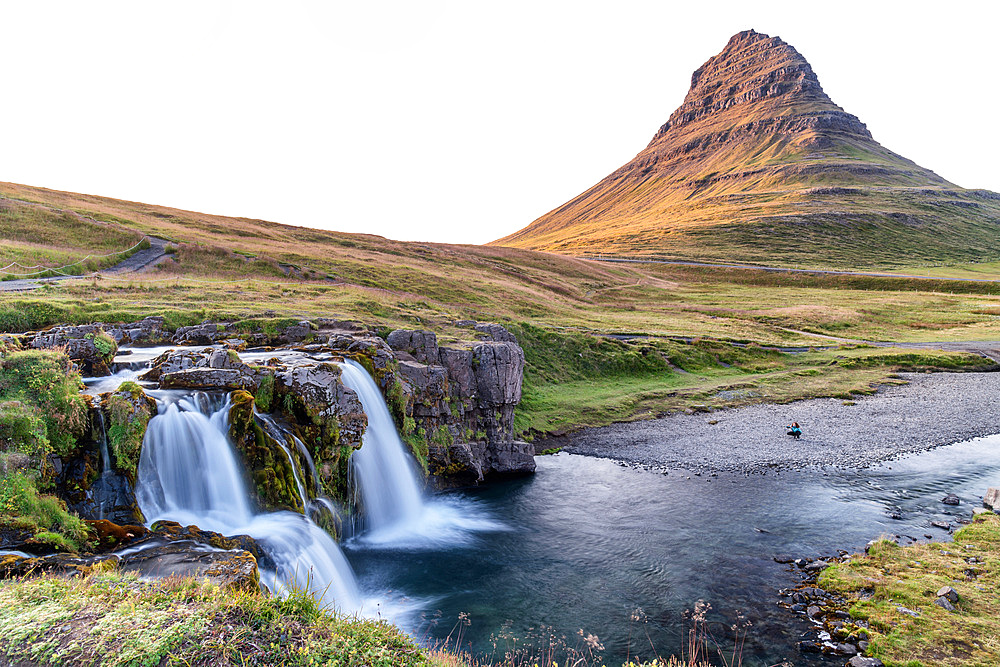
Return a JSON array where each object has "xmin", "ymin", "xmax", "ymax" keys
[
  {"xmin": 256, "ymin": 412, "xmax": 342, "ymax": 527},
  {"xmin": 338, "ymin": 359, "xmax": 505, "ymax": 548},
  {"xmin": 338, "ymin": 360, "xmax": 424, "ymax": 532},
  {"xmin": 136, "ymin": 394, "xmax": 361, "ymax": 612},
  {"xmin": 96, "ymin": 411, "xmax": 111, "ymax": 475}
]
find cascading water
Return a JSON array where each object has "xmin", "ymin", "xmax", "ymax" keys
[
  {"xmin": 257, "ymin": 412, "xmax": 342, "ymax": 526},
  {"xmin": 136, "ymin": 394, "xmax": 361, "ymax": 612},
  {"xmin": 338, "ymin": 360, "xmax": 424, "ymax": 532},
  {"xmin": 338, "ymin": 359, "xmax": 505, "ymax": 547}
]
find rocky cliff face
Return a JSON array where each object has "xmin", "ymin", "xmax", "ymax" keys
[
  {"xmin": 492, "ymin": 30, "xmax": 1000, "ymax": 267},
  {"xmin": 386, "ymin": 322, "xmax": 533, "ymax": 485},
  {"xmin": 27, "ymin": 317, "xmax": 533, "ymax": 535}
]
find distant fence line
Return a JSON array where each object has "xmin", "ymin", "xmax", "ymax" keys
[{"xmin": 0, "ymin": 237, "xmax": 150, "ymax": 277}]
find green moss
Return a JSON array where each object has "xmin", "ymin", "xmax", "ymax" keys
[
  {"xmin": 0, "ymin": 472, "xmax": 91, "ymax": 551},
  {"xmin": 386, "ymin": 375, "xmax": 407, "ymax": 428},
  {"xmin": 87, "ymin": 329, "xmax": 118, "ymax": 359},
  {"xmin": 105, "ymin": 385, "xmax": 154, "ymax": 482},
  {"xmin": 0, "ymin": 350, "xmax": 86, "ymax": 459},
  {"xmin": 401, "ymin": 427, "xmax": 430, "ymax": 476},
  {"xmin": 255, "ymin": 372, "xmax": 275, "ymax": 413},
  {"xmin": 228, "ymin": 390, "xmax": 304, "ymax": 514}
]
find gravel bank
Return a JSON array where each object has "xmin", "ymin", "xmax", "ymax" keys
[{"xmin": 555, "ymin": 372, "xmax": 1000, "ymax": 474}]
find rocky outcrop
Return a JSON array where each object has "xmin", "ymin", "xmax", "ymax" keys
[
  {"xmin": 0, "ymin": 520, "xmax": 264, "ymax": 592},
  {"xmin": 42, "ymin": 317, "xmax": 530, "ymax": 544},
  {"xmin": 382, "ymin": 323, "xmax": 534, "ymax": 484},
  {"xmin": 139, "ymin": 344, "xmax": 369, "ymax": 510},
  {"xmin": 31, "ymin": 324, "xmax": 118, "ymax": 376},
  {"xmin": 228, "ymin": 390, "xmax": 305, "ymax": 514},
  {"xmin": 984, "ymin": 487, "xmax": 999, "ymax": 510},
  {"xmin": 58, "ymin": 404, "xmax": 144, "ymax": 526}
]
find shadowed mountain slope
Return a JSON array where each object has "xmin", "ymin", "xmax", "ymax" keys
[{"xmin": 493, "ymin": 30, "xmax": 1000, "ymax": 268}]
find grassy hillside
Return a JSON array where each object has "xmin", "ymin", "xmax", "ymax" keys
[{"xmin": 2, "ymin": 181, "xmax": 1000, "ymax": 436}]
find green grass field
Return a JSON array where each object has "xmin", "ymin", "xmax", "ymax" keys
[{"xmin": 2, "ymin": 181, "xmax": 1000, "ymax": 436}]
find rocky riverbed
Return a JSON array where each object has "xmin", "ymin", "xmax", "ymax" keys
[{"xmin": 555, "ymin": 371, "xmax": 1000, "ymax": 474}]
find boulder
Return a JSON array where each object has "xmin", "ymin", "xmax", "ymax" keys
[
  {"xmin": 386, "ymin": 329, "xmax": 440, "ymax": 365},
  {"xmin": 140, "ymin": 348, "xmax": 207, "ymax": 381},
  {"xmin": 31, "ymin": 324, "xmax": 117, "ymax": 376},
  {"xmin": 0, "ymin": 552, "xmax": 119, "ymax": 578},
  {"xmin": 490, "ymin": 440, "xmax": 536, "ymax": 475},
  {"xmin": 942, "ymin": 493, "xmax": 961, "ymax": 506},
  {"xmin": 848, "ymin": 658, "xmax": 884, "ymax": 667},
  {"xmin": 474, "ymin": 322, "xmax": 518, "ymax": 343},
  {"xmin": 933, "ymin": 596, "xmax": 956, "ymax": 612},
  {"xmin": 118, "ymin": 542, "xmax": 259, "ymax": 591},
  {"xmin": 173, "ymin": 322, "xmax": 229, "ymax": 345},
  {"xmin": 111, "ymin": 316, "xmax": 169, "ymax": 346},
  {"xmin": 160, "ymin": 367, "xmax": 256, "ymax": 391},
  {"xmin": 936, "ymin": 585, "xmax": 959, "ymax": 603},
  {"xmin": 984, "ymin": 487, "xmax": 999, "ymax": 510},
  {"xmin": 281, "ymin": 320, "xmax": 315, "ymax": 344}
]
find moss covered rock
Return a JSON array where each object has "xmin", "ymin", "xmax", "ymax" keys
[
  {"xmin": 102, "ymin": 381, "xmax": 156, "ymax": 483},
  {"xmin": 272, "ymin": 363, "xmax": 366, "ymax": 504},
  {"xmin": 228, "ymin": 390, "xmax": 304, "ymax": 514},
  {"xmin": 30, "ymin": 324, "xmax": 118, "ymax": 376}
]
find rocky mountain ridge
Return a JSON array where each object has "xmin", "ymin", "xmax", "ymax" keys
[{"xmin": 493, "ymin": 30, "xmax": 1000, "ymax": 267}]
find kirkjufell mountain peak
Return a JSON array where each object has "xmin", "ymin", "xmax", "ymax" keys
[{"xmin": 493, "ymin": 30, "xmax": 1000, "ymax": 268}]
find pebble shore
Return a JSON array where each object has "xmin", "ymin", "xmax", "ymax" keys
[{"xmin": 560, "ymin": 372, "xmax": 1000, "ymax": 473}]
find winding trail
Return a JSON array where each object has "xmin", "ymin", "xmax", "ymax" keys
[
  {"xmin": 0, "ymin": 237, "xmax": 169, "ymax": 292},
  {"xmin": 593, "ymin": 256, "xmax": 1000, "ymax": 284}
]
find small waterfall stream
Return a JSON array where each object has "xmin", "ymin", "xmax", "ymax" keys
[
  {"xmin": 338, "ymin": 360, "xmax": 424, "ymax": 532},
  {"xmin": 136, "ymin": 394, "xmax": 362, "ymax": 612},
  {"xmin": 338, "ymin": 359, "xmax": 505, "ymax": 547}
]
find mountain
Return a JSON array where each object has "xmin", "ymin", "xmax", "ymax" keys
[{"xmin": 492, "ymin": 30, "xmax": 1000, "ymax": 268}]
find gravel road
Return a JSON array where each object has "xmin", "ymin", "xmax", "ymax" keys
[
  {"xmin": 555, "ymin": 372, "xmax": 1000, "ymax": 474},
  {"xmin": 0, "ymin": 237, "xmax": 168, "ymax": 292}
]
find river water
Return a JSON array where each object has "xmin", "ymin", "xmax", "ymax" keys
[{"xmin": 346, "ymin": 437, "xmax": 1000, "ymax": 666}]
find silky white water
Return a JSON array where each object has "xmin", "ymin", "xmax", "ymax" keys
[
  {"xmin": 338, "ymin": 360, "xmax": 505, "ymax": 548},
  {"xmin": 136, "ymin": 395, "xmax": 361, "ymax": 612},
  {"xmin": 339, "ymin": 360, "xmax": 424, "ymax": 531}
]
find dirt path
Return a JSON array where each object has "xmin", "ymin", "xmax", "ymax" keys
[
  {"xmin": 0, "ymin": 237, "xmax": 169, "ymax": 292},
  {"xmin": 595, "ymin": 257, "xmax": 1000, "ymax": 284}
]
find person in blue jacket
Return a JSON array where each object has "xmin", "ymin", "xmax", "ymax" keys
[{"xmin": 787, "ymin": 422, "xmax": 802, "ymax": 439}]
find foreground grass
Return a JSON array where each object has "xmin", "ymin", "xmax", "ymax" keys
[
  {"xmin": 0, "ymin": 568, "xmax": 431, "ymax": 667},
  {"xmin": 0, "ymin": 566, "xmax": 709, "ymax": 667},
  {"xmin": 819, "ymin": 513, "xmax": 1000, "ymax": 667}
]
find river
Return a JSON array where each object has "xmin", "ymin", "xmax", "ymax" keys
[{"xmin": 346, "ymin": 438, "xmax": 999, "ymax": 666}]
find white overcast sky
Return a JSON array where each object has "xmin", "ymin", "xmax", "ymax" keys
[{"xmin": 3, "ymin": 1, "xmax": 998, "ymax": 244}]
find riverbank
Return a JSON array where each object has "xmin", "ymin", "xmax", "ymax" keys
[
  {"xmin": 555, "ymin": 371, "xmax": 1000, "ymax": 474},
  {"xmin": 813, "ymin": 512, "xmax": 1000, "ymax": 667}
]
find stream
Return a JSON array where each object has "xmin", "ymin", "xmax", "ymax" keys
[{"xmin": 347, "ymin": 438, "xmax": 999, "ymax": 666}]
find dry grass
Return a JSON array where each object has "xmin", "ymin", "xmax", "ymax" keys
[{"xmin": 819, "ymin": 513, "xmax": 1000, "ymax": 667}]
